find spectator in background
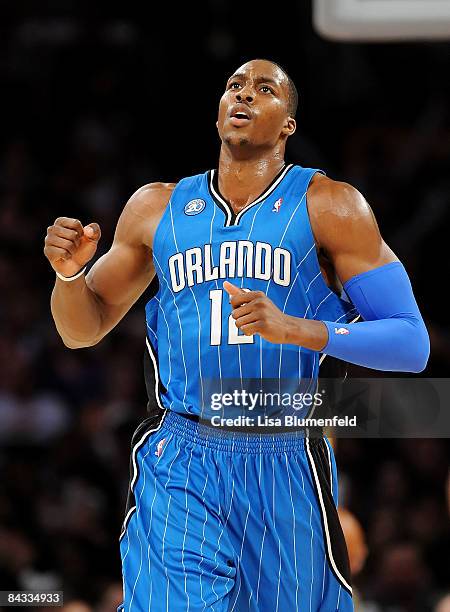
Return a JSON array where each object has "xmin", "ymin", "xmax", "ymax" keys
[
  {"xmin": 363, "ymin": 541, "xmax": 432, "ymax": 612},
  {"xmin": 435, "ymin": 595, "xmax": 450, "ymax": 612},
  {"xmin": 96, "ymin": 582, "xmax": 123, "ymax": 612},
  {"xmin": 61, "ymin": 601, "xmax": 92, "ymax": 612}
]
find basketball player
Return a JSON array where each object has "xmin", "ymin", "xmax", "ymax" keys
[{"xmin": 44, "ymin": 59, "xmax": 429, "ymax": 611}]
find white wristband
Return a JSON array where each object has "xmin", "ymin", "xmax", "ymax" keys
[{"xmin": 55, "ymin": 266, "xmax": 86, "ymax": 282}]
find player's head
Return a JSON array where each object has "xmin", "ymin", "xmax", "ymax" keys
[{"xmin": 217, "ymin": 59, "xmax": 297, "ymax": 154}]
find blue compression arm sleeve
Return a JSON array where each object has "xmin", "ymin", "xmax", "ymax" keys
[{"xmin": 322, "ymin": 262, "xmax": 430, "ymax": 372}]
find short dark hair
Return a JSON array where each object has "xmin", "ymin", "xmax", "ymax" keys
[{"xmin": 254, "ymin": 58, "xmax": 299, "ymax": 118}]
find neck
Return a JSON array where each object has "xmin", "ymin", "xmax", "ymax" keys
[{"xmin": 217, "ymin": 144, "xmax": 286, "ymax": 211}]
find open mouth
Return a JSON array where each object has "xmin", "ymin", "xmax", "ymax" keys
[
  {"xmin": 230, "ymin": 107, "xmax": 252, "ymax": 126},
  {"xmin": 233, "ymin": 111, "xmax": 249, "ymax": 120}
]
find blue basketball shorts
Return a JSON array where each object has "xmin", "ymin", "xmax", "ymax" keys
[{"xmin": 118, "ymin": 409, "xmax": 353, "ymax": 611}]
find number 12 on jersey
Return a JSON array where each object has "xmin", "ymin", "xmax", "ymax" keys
[{"xmin": 209, "ymin": 289, "xmax": 255, "ymax": 346}]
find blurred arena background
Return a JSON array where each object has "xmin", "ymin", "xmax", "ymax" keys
[{"xmin": 0, "ymin": 1, "xmax": 449, "ymax": 610}]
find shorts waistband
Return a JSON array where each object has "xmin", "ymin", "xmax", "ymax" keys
[{"xmin": 162, "ymin": 410, "xmax": 311, "ymax": 454}]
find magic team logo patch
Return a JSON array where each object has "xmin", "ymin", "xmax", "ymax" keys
[
  {"xmin": 184, "ymin": 199, "xmax": 206, "ymax": 216},
  {"xmin": 272, "ymin": 197, "xmax": 283, "ymax": 213}
]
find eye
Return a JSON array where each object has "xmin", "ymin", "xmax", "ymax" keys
[
  {"xmin": 260, "ymin": 85, "xmax": 274, "ymax": 94},
  {"xmin": 228, "ymin": 82, "xmax": 241, "ymax": 90}
]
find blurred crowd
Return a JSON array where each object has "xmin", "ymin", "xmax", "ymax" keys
[{"xmin": 0, "ymin": 3, "xmax": 449, "ymax": 611}]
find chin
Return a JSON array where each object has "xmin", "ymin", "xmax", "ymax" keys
[{"xmin": 224, "ymin": 135, "xmax": 251, "ymax": 147}]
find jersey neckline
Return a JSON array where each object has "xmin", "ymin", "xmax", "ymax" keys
[{"xmin": 207, "ymin": 163, "xmax": 295, "ymax": 227}]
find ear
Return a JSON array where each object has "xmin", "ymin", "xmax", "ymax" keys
[
  {"xmin": 216, "ymin": 120, "xmax": 219, "ymax": 129},
  {"xmin": 281, "ymin": 117, "xmax": 296, "ymax": 137}
]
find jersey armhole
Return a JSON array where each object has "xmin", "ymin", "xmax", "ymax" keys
[{"xmin": 303, "ymin": 170, "xmax": 338, "ymax": 313}]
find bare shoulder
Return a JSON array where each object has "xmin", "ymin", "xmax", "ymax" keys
[
  {"xmin": 116, "ymin": 182, "xmax": 177, "ymax": 249},
  {"xmin": 127, "ymin": 182, "xmax": 177, "ymax": 218},
  {"xmin": 307, "ymin": 173, "xmax": 397, "ymax": 280},
  {"xmin": 308, "ymin": 174, "xmax": 381, "ymax": 252},
  {"xmin": 308, "ymin": 174, "xmax": 376, "ymax": 241}
]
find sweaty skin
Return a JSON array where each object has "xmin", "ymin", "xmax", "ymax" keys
[{"xmin": 44, "ymin": 59, "xmax": 397, "ymax": 350}]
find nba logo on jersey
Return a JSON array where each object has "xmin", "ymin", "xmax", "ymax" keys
[
  {"xmin": 184, "ymin": 199, "xmax": 206, "ymax": 216},
  {"xmin": 272, "ymin": 197, "xmax": 283, "ymax": 212},
  {"xmin": 155, "ymin": 438, "xmax": 167, "ymax": 457}
]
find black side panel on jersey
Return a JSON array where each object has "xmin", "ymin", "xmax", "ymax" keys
[
  {"xmin": 319, "ymin": 354, "xmax": 348, "ymax": 379},
  {"xmin": 144, "ymin": 347, "xmax": 167, "ymax": 417},
  {"xmin": 119, "ymin": 276, "xmax": 168, "ymax": 540},
  {"xmin": 119, "ymin": 410, "xmax": 166, "ymax": 541},
  {"xmin": 306, "ymin": 438, "xmax": 352, "ymax": 595},
  {"xmin": 143, "ymin": 275, "xmax": 168, "ymax": 417}
]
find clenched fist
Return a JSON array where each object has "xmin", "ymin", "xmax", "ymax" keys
[{"xmin": 44, "ymin": 217, "xmax": 101, "ymax": 277}]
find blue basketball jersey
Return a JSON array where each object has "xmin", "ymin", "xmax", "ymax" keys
[
  {"xmin": 120, "ymin": 164, "xmax": 355, "ymax": 611},
  {"xmin": 145, "ymin": 163, "xmax": 356, "ymax": 416}
]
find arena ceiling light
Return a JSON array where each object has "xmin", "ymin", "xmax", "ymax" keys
[{"xmin": 313, "ymin": 0, "xmax": 450, "ymax": 41}]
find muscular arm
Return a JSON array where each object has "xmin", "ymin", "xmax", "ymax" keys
[
  {"xmin": 308, "ymin": 175, "xmax": 398, "ymax": 281},
  {"xmin": 48, "ymin": 183, "xmax": 174, "ymax": 348},
  {"xmin": 287, "ymin": 175, "xmax": 429, "ymax": 371},
  {"xmin": 227, "ymin": 175, "xmax": 429, "ymax": 372}
]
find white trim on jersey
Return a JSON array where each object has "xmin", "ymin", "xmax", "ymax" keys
[
  {"xmin": 324, "ymin": 437, "xmax": 334, "ymax": 499},
  {"xmin": 210, "ymin": 164, "xmax": 294, "ymax": 227},
  {"xmin": 305, "ymin": 438, "xmax": 353, "ymax": 595},
  {"xmin": 154, "ymin": 296, "xmax": 172, "ymax": 387},
  {"xmin": 153, "ymin": 253, "xmax": 190, "ymax": 413},
  {"xmin": 145, "ymin": 337, "xmax": 165, "ymax": 411},
  {"xmin": 119, "ymin": 413, "xmax": 168, "ymax": 541},
  {"xmin": 309, "ymin": 483, "xmax": 315, "ymax": 610},
  {"xmin": 128, "ymin": 443, "xmax": 154, "ymax": 610}
]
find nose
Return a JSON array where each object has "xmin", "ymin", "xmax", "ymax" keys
[{"xmin": 235, "ymin": 85, "xmax": 254, "ymax": 104}]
